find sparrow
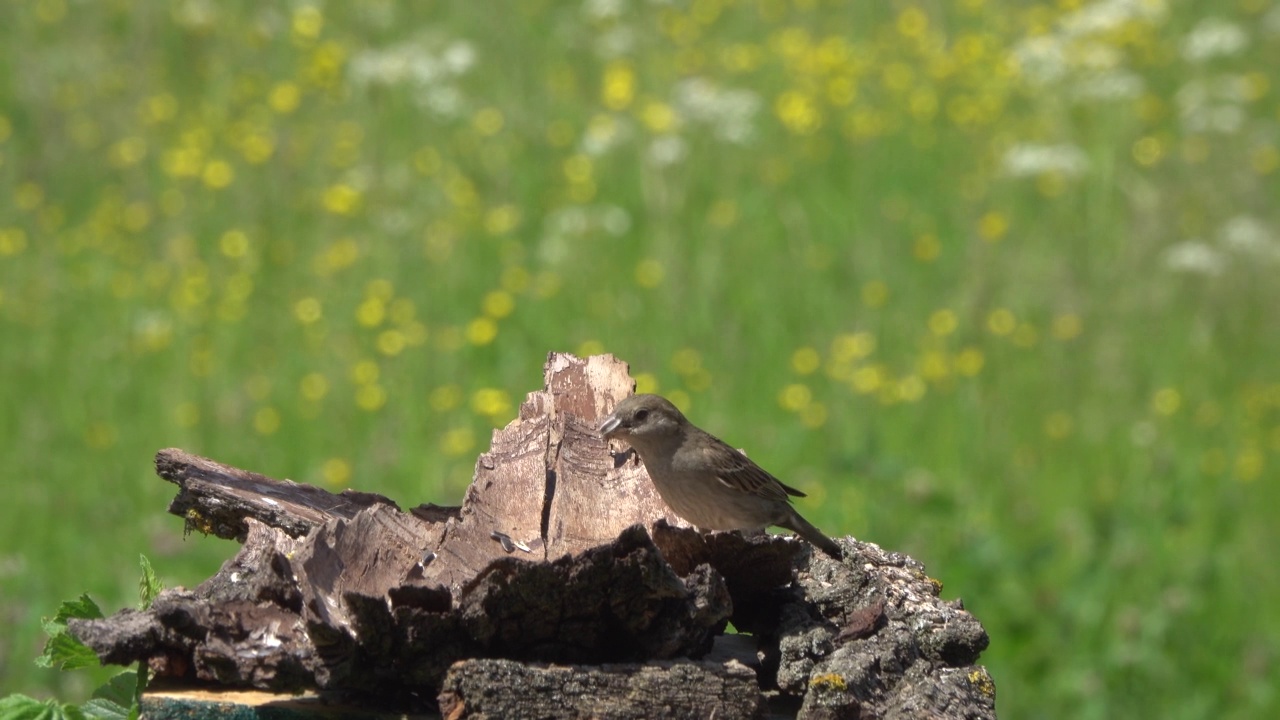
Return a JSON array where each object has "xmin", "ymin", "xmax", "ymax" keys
[{"xmin": 598, "ymin": 393, "xmax": 844, "ymax": 560}]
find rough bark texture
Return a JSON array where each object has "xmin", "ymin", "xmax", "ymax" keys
[
  {"xmin": 437, "ymin": 658, "xmax": 764, "ymax": 720},
  {"xmin": 68, "ymin": 352, "xmax": 997, "ymax": 719}
]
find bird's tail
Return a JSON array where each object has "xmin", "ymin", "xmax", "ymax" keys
[{"xmin": 779, "ymin": 510, "xmax": 844, "ymax": 560}]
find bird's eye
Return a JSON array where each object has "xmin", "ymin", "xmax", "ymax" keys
[{"xmin": 634, "ymin": 409, "xmax": 649, "ymax": 422}]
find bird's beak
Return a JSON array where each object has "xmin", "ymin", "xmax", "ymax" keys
[{"xmin": 598, "ymin": 413, "xmax": 622, "ymax": 438}]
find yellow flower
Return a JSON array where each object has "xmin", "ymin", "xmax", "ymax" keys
[
  {"xmin": 0, "ymin": 228, "xmax": 28, "ymax": 256},
  {"xmin": 466, "ymin": 317, "xmax": 498, "ymax": 345},
  {"xmin": 356, "ymin": 384, "xmax": 387, "ymax": 412},
  {"xmin": 1236, "ymin": 449, "xmax": 1264, "ymax": 482},
  {"xmin": 851, "ymin": 365, "xmax": 885, "ymax": 394},
  {"xmin": 1152, "ymin": 388, "xmax": 1181, "ymax": 416},
  {"xmin": 473, "ymin": 108, "xmax": 504, "ymax": 136},
  {"xmin": 920, "ymin": 351, "xmax": 950, "ymax": 381},
  {"xmin": 602, "ymin": 61, "xmax": 635, "ymax": 111},
  {"xmin": 1132, "ymin": 136, "xmax": 1164, "ymax": 166},
  {"xmin": 978, "ymin": 211, "xmax": 1008, "ymax": 242},
  {"xmin": 775, "ymin": 91, "xmax": 822, "ymax": 135},
  {"xmin": 791, "ymin": 347, "xmax": 821, "ymax": 375},
  {"xmin": 799, "ymin": 402, "xmax": 827, "ymax": 429},
  {"xmin": 322, "ymin": 184, "xmax": 362, "ymax": 215},
  {"xmin": 641, "ymin": 101, "xmax": 676, "ymax": 133},
  {"xmin": 269, "ymin": 83, "xmax": 301, "ymax": 114},
  {"xmin": 1051, "ymin": 314, "xmax": 1082, "ymax": 340},
  {"xmin": 351, "ymin": 360, "xmax": 379, "ymax": 385},
  {"xmin": 954, "ymin": 348, "xmax": 985, "ymax": 376},
  {"xmin": 896, "ymin": 6, "xmax": 929, "ymax": 39},
  {"xmin": 928, "ymin": 309, "xmax": 957, "ymax": 337},
  {"xmin": 109, "ymin": 137, "xmax": 147, "ymax": 167},
  {"xmin": 484, "ymin": 205, "xmax": 521, "ymax": 235},
  {"xmin": 563, "ymin": 154, "xmax": 593, "ymax": 183},
  {"xmin": 898, "ymin": 375, "xmax": 926, "ymax": 402},
  {"xmin": 861, "ymin": 281, "xmax": 889, "ymax": 308},
  {"xmin": 376, "ymin": 330, "xmax": 405, "ymax": 356},
  {"xmin": 707, "ymin": 200, "xmax": 738, "ymax": 228},
  {"xmin": 356, "ymin": 297, "xmax": 385, "ymax": 327},
  {"xmin": 292, "ymin": 5, "xmax": 323, "ymax": 40},
  {"xmin": 219, "ymin": 230, "xmax": 249, "ymax": 258},
  {"xmin": 253, "ymin": 407, "xmax": 281, "ymax": 435},
  {"xmin": 501, "ymin": 266, "xmax": 530, "ymax": 293},
  {"xmin": 202, "ymin": 160, "xmax": 234, "ymax": 189},
  {"xmin": 831, "ymin": 332, "xmax": 876, "ymax": 361},
  {"xmin": 294, "ymin": 297, "xmax": 322, "ymax": 324},
  {"xmin": 483, "ymin": 290, "xmax": 515, "ymax": 319},
  {"xmin": 671, "ymin": 348, "xmax": 702, "ymax": 375},
  {"xmin": 635, "ymin": 259, "xmax": 664, "ymax": 288},
  {"xmin": 300, "ymin": 373, "xmax": 329, "ymax": 401},
  {"xmin": 779, "ymin": 384, "xmax": 812, "ymax": 412},
  {"xmin": 577, "ymin": 339, "xmax": 605, "ymax": 357},
  {"xmin": 472, "ymin": 388, "xmax": 512, "ymax": 418},
  {"xmin": 986, "ymin": 309, "xmax": 1015, "ymax": 335},
  {"xmin": 442, "ymin": 426, "xmax": 475, "ymax": 456},
  {"xmin": 635, "ymin": 373, "xmax": 660, "ymax": 394},
  {"xmin": 322, "ymin": 458, "xmax": 351, "ymax": 487},
  {"xmin": 912, "ymin": 233, "xmax": 941, "ymax": 262}
]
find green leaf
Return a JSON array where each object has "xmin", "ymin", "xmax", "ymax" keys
[
  {"xmin": 78, "ymin": 700, "xmax": 127, "ymax": 720},
  {"xmin": 0, "ymin": 694, "xmax": 88, "ymax": 720},
  {"xmin": 52, "ymin": 596, "xmax": 104, "ymax": 625},
  {"xmin": 137, "ymin": 555, "xmax": 163, "ymax": 610},
  {"xmin": 35, "ymin": 635, "xmax": 98, "ymax": 671},
  {"xmin": 80, "ymin": 672, "xmax": 138, "ymax": 720},
  {"xmin": 129, "ymin": 667, "xmax": 148, "ymax": 720},
  {"xmin": 35, "ymin": 595, "xmax": 103, "ymax": 670}
]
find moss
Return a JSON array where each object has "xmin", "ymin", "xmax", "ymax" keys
[
  {"xmin": 809, "ymin": 673, "xmax": 848, "ymax": 692},
  {"xmin": 968, "ymin": 668, "xmax": 996, "ymax": 698}
]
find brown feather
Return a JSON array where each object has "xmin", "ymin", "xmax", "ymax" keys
[{"xmin": 696, "ymin": 434, "xmax": 795, "ymax": 504}]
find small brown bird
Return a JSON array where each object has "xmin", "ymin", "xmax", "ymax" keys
[{"xmin": 598, "ymin": 393, "xmax": 844, "ymax": 560}]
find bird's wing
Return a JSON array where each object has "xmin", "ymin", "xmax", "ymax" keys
[{"xmin": 697, "ymin": 436, "xmax": 799, "ymax": 504}]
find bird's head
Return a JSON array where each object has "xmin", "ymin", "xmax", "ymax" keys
[{"xmin": 598, "ymin": 393, "xmax": 687, "ymax": 446}]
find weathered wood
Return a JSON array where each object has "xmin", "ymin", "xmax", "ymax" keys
[
  {"xmin": 437, "ymin": 658, "xmax": 764, "ymax": 720},
  {"xmin": 768, "ymin": 540, "xmax": 996, "ymax": 720},
  {"xmin": 455, "ymin": 525, "xmax": 729, "ymax": 663},
  {"xmin": 139, "ymin": 688, "xmax": 387, "ymax": 720},
  {"xmin": 67, "ymin": 351, "xmax": 998, "ymax": 718},
  {"xmin": 158, "ymin": 448, "xmax": 400, "ymax": 541}
]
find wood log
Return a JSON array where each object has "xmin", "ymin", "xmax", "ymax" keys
[
  {"xmin": 437, "ymin": 658, "xmax": 764, "ymax": 720},
  {"xmin": 66, "ymin": 351, "xmax": 998, "ymax": 719}
]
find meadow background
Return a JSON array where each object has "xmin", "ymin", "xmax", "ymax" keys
[{"xmin": 1, "ymin": 0, "xmax": 1278, "ymax": 717}]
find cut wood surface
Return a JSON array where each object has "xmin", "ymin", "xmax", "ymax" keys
[{"xmin": 69, "ymin": 352, "xmax": 998, "ymax": 719}]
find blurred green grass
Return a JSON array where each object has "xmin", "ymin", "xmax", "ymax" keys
[{"xmin": 1, "ymin": 0, "xmax": 1278, "ymax": 716}]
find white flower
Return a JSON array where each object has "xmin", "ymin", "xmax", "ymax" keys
[
  {"xmin": 1060, "ymin": 0, "xmax": 1167, "ymax": 39},
  {"xmin": 1182, "ymin": 18, "xmax": 1248, "ymax": 63},
  {"xmin": 348, "ymin": 35, "xmax": 478, "ymax": 118},
  {"xmin": 647, "ymin": 135, "xmax": 687, "ymax": 166},
  {"xmin": 673, "ymin": 78, "xmax": 761, "ymax": 144},
  {"xmin": 1071, "ymin": 70, "xmax": 1144, "ymax": 101},
  {"xmin": 1011, "ymin": 37, "xmax": 1068, "ymax": 85},
  {"xmin": 584, "ymin": 0, "xmax": 625, "ymax": 20},
  {"xmin": 442, "ymin": 41, "xmax": 477, "ymax": 74},
  {"xmin": 1002, "ymin": 143, "xmax": 1089, "ymax": 178},
  {"xmin": 600, "ymin": 206, "xmax": 632, "ymax": 236},
  {"xmin": 1220, "ymin": 216, "xmax": 1277, "ymax": 258},
  {"xmin": 1175, "ymin": 78, "xmax": 1249, "ymax": 133},
  {"xmin": 1163, "ymin": 241, "xmax": 1225, "ymax": 275}
]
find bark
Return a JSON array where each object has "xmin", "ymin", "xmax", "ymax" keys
[
  {"xmin": 68, "ymin": 352, "xmax": 997, "ymax": 719},
  {"xmin": 437, "ymin": 658, "xmax": 764, "ymax": 720}
]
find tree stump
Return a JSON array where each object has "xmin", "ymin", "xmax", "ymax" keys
[{"xmin": 69, "ymin": 352, "xmax": 998, "ymax": 719}]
